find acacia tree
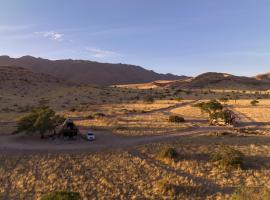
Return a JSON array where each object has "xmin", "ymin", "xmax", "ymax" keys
[
  {"xmin": 195, "ymin": 100, "xmax": 223, "ymax": 115},
  {"xmin": 16, "ymin": 107, "xmax": 65, "ymax": 138},
  {"xmin": 195, "ymin": 100, "xmax": 236, "ymax": 125}
]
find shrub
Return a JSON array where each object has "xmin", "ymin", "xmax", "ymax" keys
[
  {"xmin": 230, "ymin": 187, "xmax": 270, "ymax": 200},
  {"xmin": 169, "ymin": 115, "xmax": 185, "ymax": 123},
  {"xmin": 250, "ymin": 99, "xmax": 259, "ymax": 106},
  {"xmin": 40, "ymin": 191, "xmax": 82, "ymax": 200},
  {"xmin": 211, "ymin": 146, "xmax": 244, "ymax": 169},
  {"xmin": 94, "ymin": 112, "xmax": 106, "ymax": 118},
  {"xmin": 158, "ymin": 147, "xmax": 178, "ymax": 160},
  {"xmin": 143, "ymin": 96, "xmax": 154, "ymax": 104},
  {"xmin": 86, "ymin": 114, "xmax": 94, "ymax": 119},
  {"xmin": 70, "ymin": 108, "xmax": 76, "ymax": 112},
  {"xmin": 175, "ymin": 97, "xmax": 182, "ymax": 102},
  {"xmin": 156, "ymin": 179, "xmax": 177, "ymax": 197}
]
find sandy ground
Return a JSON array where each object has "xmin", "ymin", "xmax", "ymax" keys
[
  {"xmin": 0, "ymin": 99, "xmax": 264, "ymax": 155},
  {"xmin": 0, "ymin": 126, "xmax": 233, "ymax": 154}
]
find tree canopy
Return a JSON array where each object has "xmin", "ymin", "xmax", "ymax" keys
[
  {"xmin": 16, "ymin": 107, "xmax": 65, "ymax": 138},
  {"xmin": 195, "ymin": 100, "xmax": 223, "ymax": 114},
  {"xmin": 195, "ymin": 100, "xmax": 236, "ymax": 125}
]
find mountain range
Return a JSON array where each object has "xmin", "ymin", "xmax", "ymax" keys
[
  {"xmin": 0, "ymin": 55, "xmax": 270, "ymax": 90},
  {"xmin": 0, "ymin": 56, "xmax": 184, "ymax": 85}
]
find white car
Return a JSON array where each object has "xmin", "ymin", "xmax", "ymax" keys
[{"xmin": 86, "ymin": 131, "xmax": 95, "ymax": 141}]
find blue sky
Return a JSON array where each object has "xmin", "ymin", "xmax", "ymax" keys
[{"xmin": 1, "ymin": 0, "xmax": 270, "ymax": 76}]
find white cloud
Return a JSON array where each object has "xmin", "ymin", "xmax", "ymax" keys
[
  {"xmin": 35, "ymin": 31, "xmax": 64, "ymax": 41},
  {"xmin": 86, "ymin": 47, "xmax": 120, "ymax": 58}
]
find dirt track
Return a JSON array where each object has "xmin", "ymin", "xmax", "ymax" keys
[
  {"xmin": 0, "ymin": 126, "xmax": 234, "ymax": 154},
  {"xmin": 0, "ymin": 100, "xmax": 235, "ymax": 154}
]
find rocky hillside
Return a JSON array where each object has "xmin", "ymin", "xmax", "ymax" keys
[
  {"xmin": 0, "ymin": 65, "xmax": 66, "ymax": 94},
  {"xmin": 0, "ymin": 56, "xmax": 184, "ymax": 85}
]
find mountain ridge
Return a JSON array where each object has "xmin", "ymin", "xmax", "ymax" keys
[{"xmin": 0, "ymin": 55, "xmax": 185, "ymax": 85}]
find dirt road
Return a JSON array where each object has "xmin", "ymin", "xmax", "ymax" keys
[
  {"xmin": 0, "ymin": 100, "xmax": 233, "ymax": 154},
  {"xmin": 0, "ymin": 126, "xmax": 233, "ymax": 154}
]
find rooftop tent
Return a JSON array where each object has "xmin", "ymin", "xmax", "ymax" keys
[{"xmin": 59, "ymin": 118, "xmax": 79, "ymax": 138}]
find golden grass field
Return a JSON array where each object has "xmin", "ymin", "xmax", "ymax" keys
[
  {"xmin": 69, "ymin": 100, "xmax": 198, "ymax": 136},
  {"xmin": 228, "ymin": 99, "xmax": 270, "ymax": 127},
  {"xmin": 1, "ymin": 85, "xmax": 270, "ymax": 199},
  {"xmin": 1, "ymin": 134, "xmax": 270, "ymax": 199}
]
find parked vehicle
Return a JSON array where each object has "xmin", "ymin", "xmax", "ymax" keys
[{"xmin": 86, "ymin": 131, "xmax": 95, "ymax": 141}]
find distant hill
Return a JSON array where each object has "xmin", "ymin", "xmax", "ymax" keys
[
  {"xmin": 255, "ymin": 72, "xmax": 270, "ymax": 82},
  {"xmin": 0, "ymin": 56, "xmax": 185, "ymax": 85},
  {"xmin": 115, "ymin": 79, "xmax": 191, "ymax": 89},
  {"xmin": 181, "ymin": 72, "xmax": 270, "ymax": 90},
  {"xmin": 119, "ymin": 72, "xmax": 270, "ymax": 90}
]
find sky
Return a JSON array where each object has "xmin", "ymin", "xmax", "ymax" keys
[{"xmin": 1, "ymin": 0, "xmax": 270, "ymax": 76}]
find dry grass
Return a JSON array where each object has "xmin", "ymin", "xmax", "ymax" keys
[
  {"xmin": 0, "ymin": 151, "xmax": 191, "ymax": 199},
  {"xmin": 228, "ymin": 99, "xmax": 270, "ymax": 128},
  {"xmin": 1, "ymin": 87, "xmax": 270, "ymax": 199},
  {"xmin": 170, "ymin": 103, "xmax": 209, "ymax": 127},
  {"xmin": 139, "ymin": 134, "xmax": 270, "ymax": 199},
  {"xmin": 75, "ymin": 112, "xmax": 191, "ymax": 136},
  {"xmin": 112, "ymin": 112, "xmax": 189, "ymax": 136},
  {"xmin": 1, "ymin": 134, "xmax": 270, "ymax": 199},
  {"xmin": 72, "ymin": 100, "xmax": 196, "ymax": 136},
  {"xmin": 62, "ymin": 100, "xmax": 182, "ymax": 117}
]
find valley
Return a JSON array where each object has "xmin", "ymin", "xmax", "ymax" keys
[{"xmin": 1, "ymin": 63, "xmax": 270, "ymax": 199}]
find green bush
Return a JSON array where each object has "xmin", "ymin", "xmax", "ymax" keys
[
  {"xmin": 230, "ymin": 187, "xmax": 270, "ymax": 200},
  {"xmin": 143, "ymin": 96, "xmax": 154, "ymax": 104},
  {"xmin": 169, "ymin": 115, "xmax": 185, "ymax": 123},
  {"xmin": 211, "ymin": 146, "xmax": 244, "ymax": 169},
  {"xmin": 250, "ymin": 99, "xmax": 259, "ymax": 106},
  {"xmin": 40, "ymin": 191, "xmax": 82, "ymax": 200},
  {"xmin": 158, "ymin": 147, "xmax": 178, "ymax": 160}
]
